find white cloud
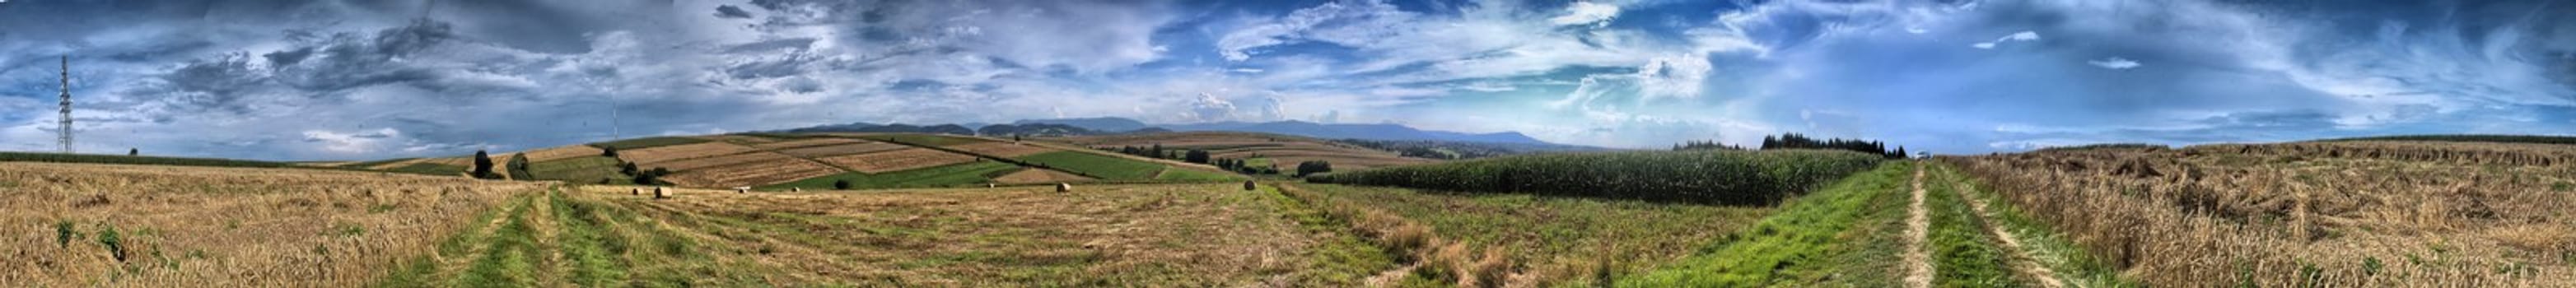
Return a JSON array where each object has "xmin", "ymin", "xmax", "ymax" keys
[
  {"xmin": 302, "ymin": 128, "xmax": 401, "ymax": 154},
  {"xmin": 1972, "ymin": 30, "xmax": 2041, "ymax": 49},
  {"xmin": 2088, "ymin": 57, "xmax": 2141, "ymax": 69},
  {"xmin": 1548, "ymin": 2, "xmax": 1621, "ymax": 27}
]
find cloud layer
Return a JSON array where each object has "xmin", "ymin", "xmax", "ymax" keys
[{"xmin": 0, "ymin": 0, "xmax": 2570, "ymax": 160}]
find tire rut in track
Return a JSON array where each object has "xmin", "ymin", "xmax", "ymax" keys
[
  {"xmin": 1902, "ymin": 163, "xmax": 1933, "ymax": 288},
  {"xmin": 1946, "ymin": 174, "xmax": 2065, "ymax": 288}
]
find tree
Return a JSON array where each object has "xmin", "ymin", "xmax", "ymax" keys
[
  {"xmin": 127, "ymin": 148, "xmax": 137, "ymax": 156},
  {"xmin": 471, "ymin": 150, "xmax": 497, "ymax": 179},
  {"xmin": 633, "ymin": 168, "xmax": 673, "ymax": 185},
  {"xmin": 1184, "ymin": 149, "xmax": 1211, "ymax": 164},
  {"xmin": 1892, "ymin": 146, "xmax": 1909, "ymax": 159},
  {"xmin": 833, "ymin": 179, "xmax": 853, "ymax": 190},
  {"xmin": 601, "ymin": 146, "xmax": 619, "ymax": 157},
  {"xmin": 1295, "ymin": 160, "xmax": 1332, "ymax": 177}
]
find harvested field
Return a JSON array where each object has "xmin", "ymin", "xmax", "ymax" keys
[
  {"xmin": 814, "ymin": 148, "xmax": 980, "ymax": 174},
  {"xmin": 1948, "ymin": 142, "xmax": 2576, "ymax": 286},
  {"xmin": 519, "ymin": 145, "xmax": 606, "ymax": 162},
  {"xmin": 642, "ymin": 151, "xmax": 796, "ymax": 172},
  {"xmin": 659, "ymin": 160, "xmax": 844, "ymax": 188},
  {"xmin": 525, "ymin": 156, "xmax": 630, "ymax": 183},
  {"xmin": 546, "ymin": 183, "xmax": 1365, "ymax": 286},
  {"xmin": 991, "ymin": 168, "xmax": 1094, "ymax": 183},
  {"xmin": 772, "ymin": 142, "xmax": 911, "ymax": 158},
  {"xmin": 620, "ymin": 142, "xmax": 759, "ymax": 165},
  {"xmin": 747, "ymin": 137, "xmax": 868, "ymax": 150},
  {"xmin": 948, "ymin": 142, "xmax": 1062, "ymax": 158},
  {"xmin": 591, "ymin": 137, "xmax": 713, "ymax": 150},
  {"xmin": 697, "ymin": 134, "xmax": 786, "ymax": 145},
  {"xmin": 0, "ymin": 162, "xmax": 547, "ymax": 287},
  {"xmin": 760, "ymin": 161, "xmax": 1019, "ymax": 190},
  {"xmin": 1293, "ymin": 183, "xmax": 1774, "ymax": 286}
]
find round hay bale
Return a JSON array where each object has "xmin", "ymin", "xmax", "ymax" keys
[
  {"xmin": 1243, "ymin": 180, "xmax": 1258, "ymax": 191},
  {"xmin": 653, "ymin": 187, "xmax": 669, "ymax": 199},
  {"xmin": 631, "ymin": 188, "xmax": 641, "ymax": 196},
  {"xmin": 1056, "ymin": 183, "xmax": 1072, "ymax": 193},
  {"xmin": 792, "ymin": 187, "xmax": 803, "ymax": 193}
]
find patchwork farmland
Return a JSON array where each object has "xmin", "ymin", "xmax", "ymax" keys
[{"xmin": 19, "ymin": 132, "xmax": 2568, "ymax": 286}]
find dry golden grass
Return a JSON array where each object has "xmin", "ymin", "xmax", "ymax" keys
[
  {"xmin": 1948, "ymin": 142, "xmax": 2576, "ymax": 287},
  {"xmin": 659, "ymin": 160, "xmax": 844, "ymax": 188},
  {"xmin": 772, "ymin": 142, "xmax": 912, "ymax": 158},
  {"xmin": 560, "ymin": 183, "xmax": 1346, "ymax": 286},
  {"xmin": 622, "ymin": 142, "xmax": 760, "ymax": 165},
  {"xmin": 641, "ymin": 151, "xmax": 796, "ymax": 172},
  {"xmin": 747, "ymin": 137, "xmax": 868, "ymax": 150},
  {"xmin": 947, "ymin": 142, "xmax": 1062, "ymax": 158},
  {"xmin": 0, "ymin": 162, "xmax": 545, "ymax": 287},
  {"xmin": 990, "ymin": 168, "xmax": 1094, "ymax": 183},
  {"xmin": 518, "ymin": 145, "xmax": 604, "ymax": 162},
  {"xmin": 814, "ymin": 148, "xmax": 980, "ymax": 174}
]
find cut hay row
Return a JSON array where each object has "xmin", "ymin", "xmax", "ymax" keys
[
  {"xmin": 620, "ymin": 142, "xmax": 760, "ymax": 164},
  {"xmin": 814, "ymin": 148, "xmax": 980, "ymax": 174},
  {"xmin": 746, "ymin": 137, "xmax": 868, "ymax": 150},
  {"xmin": 772, "ymin": 142, "xmax": 912, "ymax": 158},
  {"xmin": 643, "ymin": 151, "xmax": 796, "ymax": 172},
  {"xmin": 660, "ymin": 160, "xmax": 845, "ymax": 188},
  {"xmin": 990, "ymin": 168, "xmax": 1094, "ymax": 183},
  {"xmin": 519, "ymin": 145, "xmax": 606, "ymax": 162},
  {"xmin": 947, "ymin": 142, "xmax": 1062, "ymax": 158},
  {"xmin": 1947, "ymin": 142, "xmax": 2575, "ymax": 286}
]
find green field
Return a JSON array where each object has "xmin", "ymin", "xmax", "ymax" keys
[
  {"xmin": 1309, "ymin": 149, "xmax": 1883, "ymax": 205},
  {"xmin": 758, "ymin": 161, "xmax": 1019, "ymax": 190},
  {"xmin": 1621, "ymin": 162, "xmax": 1913, "ymax": 286},
  {"xmin": 849, "ymin": 134, "xmax": 990, "ymax": 146},
  {"xmin": 589, "ymin": 137, "xmax": 713, "ymax": 150},
  {"xmin": 1152, "ymin": 167, "xmax": 1242, "ymax": 181},
  {"xmin": 1015, "ymin": 151, "xmax": 1167, "ymax": 180},
  {"xmin": 525, "ymin": 156, "xmax": 630, "ymax": 183}
]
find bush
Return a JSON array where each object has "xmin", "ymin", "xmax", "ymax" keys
[
  {"xmin": 833, "ymin": 179, "xmax": 852, "ymax": 190},
  {"xmin": 1309, "ymin": 149, "xmax": 1881, "ymax": 205},
  {"xmin": 1295, "ymin": 160, "xmax": 1332, "ymax": 177}
]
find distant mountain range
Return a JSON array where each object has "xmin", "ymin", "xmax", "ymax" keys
[{"xmin": 783, "ymin": 117, "xmax": 1570, "ymax": 146}]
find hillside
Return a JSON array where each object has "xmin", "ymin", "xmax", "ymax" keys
[
  {"xmin": 335, "ymin": 132, "xmax": 1242, "ymax": 190},
  {"xmin": 1034, "ymin": 131, "xmax": 1440, "ymax": 172}
]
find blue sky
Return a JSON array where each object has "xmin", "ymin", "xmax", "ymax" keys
[{"xmin": 0, "ymin": 0, "xmax": 2571, "ymax": 160}]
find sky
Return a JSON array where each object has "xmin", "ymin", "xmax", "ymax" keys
[{"xmin": 0, "ymin": 0, "xmax": 2572, "ymax": 160}]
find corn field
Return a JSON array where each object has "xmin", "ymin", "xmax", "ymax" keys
[
  {"xmin": 1946, "ymin": 142, "xmax": 2575, "ymax": 286},
  {"xmin": 1309, "ymin": 149, "xmax": 1883, "ymax": 204}
]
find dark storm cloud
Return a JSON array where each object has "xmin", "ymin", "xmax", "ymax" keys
[{"xmin": 714, "ymin": 5, "xmax": 754, "ymax": 19}]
